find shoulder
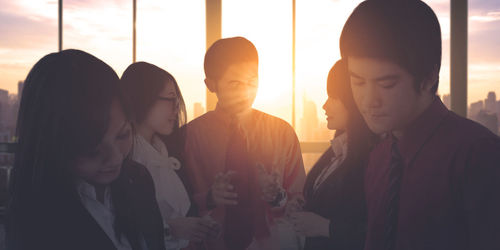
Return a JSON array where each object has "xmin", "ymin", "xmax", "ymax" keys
[
  {"xmin": 120, "ymin": 159, "xmax": 151, "ymax": 180},
  {"xmin": 309, "ymin": 148, "xmax": 334, "ymax": 174},
  {"xmin": 116, "ymin": 159, "xmax": 156, "ymax": 193},
  {"xmin": 184, "ymin": 111, "xmax": 219, "ymax": 141},
  {"xmin": 441, "ymin": 111, "xmax": 499, "ymax": 148},
  {"xmin": 427, "ymin": 112, "xmax": 500, "ymax": 175},
  {"xmin": 186, "ymin": 111, "xmax": 216, "ymax": 130},
  {"xmin": 252, "ymin": 109, "xmax": 297, "ymax": 136},
  {"xmin": 253, "ymin": 109, "xmax": 292, "ymax": 127}
]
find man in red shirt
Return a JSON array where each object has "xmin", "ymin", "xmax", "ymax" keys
[
  {"xmin": 339, "ymin": 0, "xmax": 500, "ymax": 249},
  {"xmin": 184, "ymin": 37, "xmax": 305, "ymax": 250}
]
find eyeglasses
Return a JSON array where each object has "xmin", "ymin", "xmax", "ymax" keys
[{"xmin": 157, "ymin": 96, "xmax": 179, "ymax": 108}]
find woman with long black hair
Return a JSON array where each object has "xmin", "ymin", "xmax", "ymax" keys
[
  {"xmin": 6, "ymin": 50, "xmax": 165, "ymax": 250},
  {"xmin": 289, "ymin": 59, "xmax": 377, "ymax": 250}
]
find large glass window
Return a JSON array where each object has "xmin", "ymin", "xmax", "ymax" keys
[
  {"xmin": 63, "ymin": 0, "xmax": 132, "ymax": 77},
  {"xmin": 467, "ymin": 0, "xmax": 500, "ymax": 134},
  {"xmin": 223, "ymin": 0, "xmax": 293, "ymax": 124},
  {"xmin": 0, "ymin": 1, "xmax": 58, "ymax": 143},
  {"xmin": 136, "ymin": 0, "xmax": 206, "ymax": 121},
  {"xmin": 295, "ymin": 0, "xmax": 363, "ymax": 171},
  {"xmin": 0, "ymin": 0, "xmax": 57, "ymax": 222},
  {"xmin": 0, "ymin": 0, "xmax": 496, "ymax": 163}
]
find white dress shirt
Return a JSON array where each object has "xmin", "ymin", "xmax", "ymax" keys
[
  {"xmin": 76, "ymin": 180, "xmax": 134, "ymax": 250},
  {"xmin": 132, "ymin": 135, "xmax": 191, "ymax": 250}
]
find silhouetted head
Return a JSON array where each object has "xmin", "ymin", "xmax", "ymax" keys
[
  {"xmin": 120, "ymin": 62, "xmax": 186, "ymax": 137},
  {"xmin": 340, "ymin": 0, "xmax": 441, "ymax": 135},
  {"xmin": 12, "ymin": 49, "xmax": 132, "ymax": 198},
  {"xmin": 340, "ymin": 0, "xmax": 441, "ymax": 93},
  {"xmin": 323, "ymin": 59, "xmax": 376, "ymax": 160},
  {"xmin": 204, "ymin": 37, "xmax": 259, "ymax": 116},
  {"xmin": 324, "ymin": 60, "xmax": 352, "ymax": 131}
]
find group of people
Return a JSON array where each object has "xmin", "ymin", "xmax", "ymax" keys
[{"xmin": 5, "ymin": 0, "xmax": 500, "ymax": 250}]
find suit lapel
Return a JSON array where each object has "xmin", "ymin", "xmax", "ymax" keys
[{"xmin": 67, "ymin": 195, "xmax": 118, "ymax": 250}]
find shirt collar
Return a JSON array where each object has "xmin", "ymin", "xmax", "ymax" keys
[
  {"xmin": 213, "ymin": 104, "xmax": 233, "ymax": 127},
  {"xmin": 136, "ymin": 134, "xmax": 169, "ymax": 156},
  {"xmin": 214, "ymin": 104, "xmax": 255, "ymax": 129},
  {"xmin": 133, "ymin": 135, "xmax": 181, "ymax": 170},
  {"xmin": 76, "ymin": 180, "xmax": 112, "ymax": 208},
  {"xmin": 396, "ymin": 97, "xmax": 450, "ymax": 166},
  {"xmin": 330, "ymin": 132, "xmax": 348, "ymax": 160}
]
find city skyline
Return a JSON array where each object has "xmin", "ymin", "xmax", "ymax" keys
[
  {"xmin": 0, "ymin": 83, "xmax": 498, "ymax": 171},
  {"xmin": 1, "ymin": 0, "xmax": 500, "ymax": 126},
  {"xmin": 0, "ymin": 83, "xmax": 499, "ymax": 140}
]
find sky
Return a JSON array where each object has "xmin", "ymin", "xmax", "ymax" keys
[{"xmin": 0, "ymin": 0, "xmax": 499, "ymax": 136}]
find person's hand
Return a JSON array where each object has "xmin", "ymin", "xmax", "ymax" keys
[
  {"xmin": 257, "ymin": 163, "xmax": 283, "ymax": 203},
  {"xmin": 167, "ymin": 217, "xmax": 219, "ymax": 242},
  {"xmin": 285, "ymin": 196, "xmax": 305, "ymax": 215},
  {"xmin": 210, "ymin": 171, "xmax": 238, "ymax": 207},
  {"xmin": 288, "ymin": 212, "xmax": 330, "ymax": 237}
]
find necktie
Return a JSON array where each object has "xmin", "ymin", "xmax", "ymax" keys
[
  {"xmin": 383, "ymin": 138, "xmax": 404, "ymax": 250},
  {"xmin": 223, "ymin": 120, "xmax": 261, "ymax": 250}
]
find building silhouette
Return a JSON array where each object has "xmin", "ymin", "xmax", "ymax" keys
[
  {"xmin": 485, "ymin": 91, "xmax": 496, "ymax": 113},
  {"xmin": 17, "ymin": 81, "xmax": 24, "ymax": 99},
  {"xmin": 0, "ymin": 89, "xmax": 8, "ymax": 128},
  {"xmin": 468, "ymin": 91, "xmax": 499, "ymax": 135},
  {"xmin": 496, "ymin": 100, "xmax": 500, "ymax": 128},
  {"xmin": 193, "ymin": 102, "xmax": 205, "ymax": 119},
  {"xmin": 469, "ymin": 100, "xmax": 484, "ymax": 119},
  {"xmin": 442, "ymin": 94, "xmax": 451, "ymax": 110},
  {"xmin": 0, "ymin": 89, "xmax": 10, "ymax": 142},
  {"xmin": 300, "ymin": 95, "xmax": 319, "ymax": 141},
  {"xmin": 0, "ymin": 81, "xmax": 25, "ymax": 143},
  {"xmin": 476, "ymin": 110, "xmax": 498, "ymax": 134}
]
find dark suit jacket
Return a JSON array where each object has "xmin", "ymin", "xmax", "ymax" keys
[
  {"xmin": 6, "ymin": 160, "xmax": 166, "ymax": 250},
  {"xmin": 303, "ymin": 148, "xmax": 367, "ymax": 250}
]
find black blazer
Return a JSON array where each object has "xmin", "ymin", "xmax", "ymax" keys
[
  {"xmin": 302, "ymin": 148, "xmax": 367, "ymax": 250},
  {"xmin": 6, "ymin": 160, "xmax": 166, "ymax": 250}
]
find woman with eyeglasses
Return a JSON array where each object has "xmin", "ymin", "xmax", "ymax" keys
[{"xmin": 120, "ymin": 62, "xmax": 218, "ymax": 250}]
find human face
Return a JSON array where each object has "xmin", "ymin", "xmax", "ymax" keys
[
  {"xmin": 348, "ymin": 57, "xmax": 433, "ymax": 135},
  {"xmin": 73, "ymin": 99, "xmax": 133, "ymax": 186},
  {"xmin": 323, "ymin": 97, "xmax": 348, "ymax": 131},
  {"xmin": 215, "ymin": 61, "xmax": 258, "ymax": 116},
  {"xmin": 143, "ymin": 81, "xmax": 179, "ymax": 136}
]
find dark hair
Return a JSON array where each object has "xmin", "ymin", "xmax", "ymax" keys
[
  {"xmin": 204, "ymin": 36, "xmax": 258, "ymax": 82},
  {"xmin": 120, "ymin": 62, "xmax": 187, "ymax": 132},
  {"xmin": 340, "ymin": 0, "xmax": 441, "ymax": 93},
  {"xmin": 327, "ymin": 59, "xmax": 377, "ymax": 169},
  {"xmin": 7, "ymin": 50, "xmax": 132, "ymax": 247},
  {"xmin": 10, "ymin": 49, "xmax": 128, "ymax": 199}
]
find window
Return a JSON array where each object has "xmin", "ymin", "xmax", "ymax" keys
[
  {"xmin": 0, "ymin": 1, "xmax": 58, "ymax": 143},
  {"xmin": 63, "ymin": 0, "xmax": 132, "ymax": 76},
  {"xmin": 136, "ymin": 0, "xmax": 206, "ymax": 121},
  {"xmin": 223, "ymin": 0, "xmax": 293, "ymax": 124}
]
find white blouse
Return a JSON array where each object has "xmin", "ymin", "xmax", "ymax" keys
[
  {"xmin": 132, "ymin": 135, "xmax": 191, "ymax": 250},
  {"xmin": 313, "ymin": 133, "xmax": 348, "ymax": 191},
  {"xmin": 76, "ymin": 180, "xmax": 134, "ymax": 250}
]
